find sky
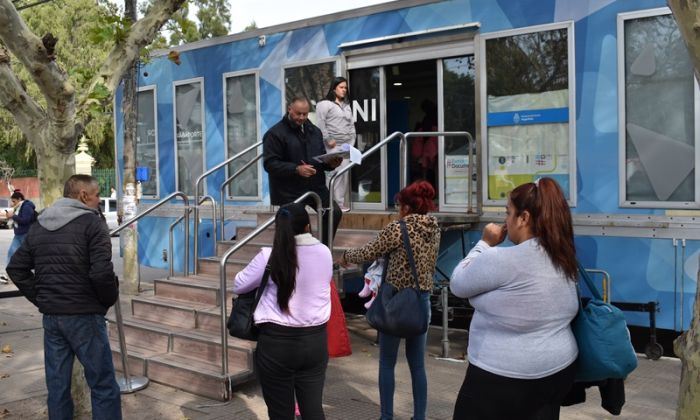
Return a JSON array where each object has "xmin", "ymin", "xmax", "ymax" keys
[{"xmin": 228, "ymin": 0, "xmax": 395, "ymax": 34}]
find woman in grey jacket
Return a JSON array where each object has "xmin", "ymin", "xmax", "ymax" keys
[
  {"xmin": 450, "ymin": 177, "xmax": 579, "ymax": 420},
  {"xmin": 316, "ymin": 77, "xmax": 355, "ymax": 211}
]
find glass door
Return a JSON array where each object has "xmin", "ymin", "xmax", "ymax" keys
[
  {"xmin": 439, "ymin": 55, "xmax": 477, "ymax": 211},
  {"xmin": 349, "ymin": 67, "xmax": 386, "ymax": 210}
]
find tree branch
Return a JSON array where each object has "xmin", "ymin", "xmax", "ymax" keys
[
  {"xmin": 0, "ymin": 0, "xmax": 77, "ymax": 152},
  {"xmin": 77, "ymin": 0, "xmax": 187, "ymax": 126},
  {"xmin": 0, "ymin": 47, "xmax": 48, "ymax": 153}
]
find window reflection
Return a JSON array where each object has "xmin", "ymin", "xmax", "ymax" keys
[
  {"xmin": 485, "ymin": 27, "xmax": 571, "ymax": 200},
  {"xmin": 443, "ymin": 56, "xmax": 476, "ymax": 205},
  {"xmin": 284, "ymin": 62, "xmax": 336, "ymax": 121},
  {"xmin": 136, "ymin": 89, "xmax": 158, "ymax": 196},
  {"xmin": 175, "ymin": 82, "xmax": 204, "ymax": 197},
  {"xmin": 623, "ymin": 14, "xmax": 695, "ymax": 203},
  {"xmin": 226, "ymin": 74, "xmax": 259, "ymax": 198},
  {"xmin": 350, "ymin": 67, "xmax": 381, "ymax": 204}
]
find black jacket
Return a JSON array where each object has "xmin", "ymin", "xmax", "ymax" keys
[
  {"xmin": 263, "ymin": 115, "xmax": 334, "ymax": 206},
  {"xmin": 7, "ymin": 198, "xmax": 118, "ymax": 315}
]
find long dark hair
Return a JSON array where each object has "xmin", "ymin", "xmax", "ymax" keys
[
  {"xmin": 325, "ymin": 76, "xmax": 348, "ymax": 101},
  {"xmin": 394, "ymin": 180, "xmax": 437, "ymax": 215},
  {"xmin": 509, "ymin": 177, "xmax": 577, "ymax": 280},
  {"xmin": 268, "ymin": 203, "xmax": 310, "ymax": 312}
]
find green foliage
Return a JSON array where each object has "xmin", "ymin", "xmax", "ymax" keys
[
  {"xmin": 193, "ymin": 0, "xmax": 230, "ymax": 39},
  {"xmin": 88, "ymin": 13, "xmax": 132, "ymax": 45},
  {"xmin": 244, "ymin": 20, "xmax": 258, "ymax": 32},
  {"xmin": 142, "ymin": 0, "xmax": 231, "ymax": 46},
  {"xmin": 0, "ymin": 0, "xmax": 116, "ymax": 168}
]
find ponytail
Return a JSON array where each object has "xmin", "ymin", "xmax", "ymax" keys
[
  {"xmin": 509, "ymin": 178, "xmax": 577, "ymax": 280},
  {"xmin": 268, "ymin": 203, "xmax": 310, "ymax": 312}
]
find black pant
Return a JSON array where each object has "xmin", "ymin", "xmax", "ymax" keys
[
  {"xmin": 301, "ymin": 196, "xmax": 341, "ymax": 247},
  {"xmin": 255, "ymin": 323, "xmax": 328, "ymax": 420},
  {"xmin": 453, "ymin": 362, "xmax": 576, "ymax": 420}
]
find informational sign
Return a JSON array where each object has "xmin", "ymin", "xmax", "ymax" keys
[{"xmin": 445, "ymin": 155, "xmax": 470, "ymax": 205}]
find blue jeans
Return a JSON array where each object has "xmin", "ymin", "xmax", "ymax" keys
[
  {"xmin": 7, "ymin": 233, "xmax": 26, "ymax": 264},
  {"xmin": 378, "ymin": 291, "xmax": 431, "ymax": 420},
  {"xmin": 43, "ymin": 314, "xmax": 122, "ymax": 420}
]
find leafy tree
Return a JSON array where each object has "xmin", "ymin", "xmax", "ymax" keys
[
  {"xmin": 0, "ymin": 0, "xmax": 187, "ymax": 206},
  {"xmin": 0, "ymin": 0, "xmax": 117, "ymax": 171},
  {"xmin": 144, "ymin": 0, "xmax": 230, "ymax": 47}
]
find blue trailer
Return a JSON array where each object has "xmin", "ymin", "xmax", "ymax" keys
[{"xmin": 114, "ymin": 0, "xmax": 698, "ymax": 345}]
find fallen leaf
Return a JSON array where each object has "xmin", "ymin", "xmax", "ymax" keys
[
  {"xmin": 1, "ymin": 344, "xmax": 11, "ymax": 354},
  {"xmin": 0, "ymin": 408, "xmax": 9, "ymax": 418},
  {"xmin": 0, "ymin": 373, "xmax": 9, "ymax": 379}
]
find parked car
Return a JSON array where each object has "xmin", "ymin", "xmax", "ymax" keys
[
  {"xmin": 99, "ymin": 197, "xmax": 119, "ymax": 231},
  {"xmin": 0, "ymin": 197, "xmax": 11, "ymax": 229}
]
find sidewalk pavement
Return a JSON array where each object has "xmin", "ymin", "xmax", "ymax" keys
[{"xmin": 0, "ymin": 238, "xmax": 681, "ymax": 419}]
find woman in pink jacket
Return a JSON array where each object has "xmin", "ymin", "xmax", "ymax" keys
[{"xmin": 233, "ymin": 203, "xmax": 333, "ymax": 420}]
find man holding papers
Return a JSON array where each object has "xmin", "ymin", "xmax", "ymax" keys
[{"xmin": 263, "ymin": 97, "xmax": 343, "ymax": 246}]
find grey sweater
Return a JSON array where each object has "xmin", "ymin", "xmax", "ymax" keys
[
  {"xmin": 315, "ymin": 99, "xmax": 356, "ymax": 148},
  {"xmin": 450, "ymin": 238, "xmax": 578, "ymax": 379}
]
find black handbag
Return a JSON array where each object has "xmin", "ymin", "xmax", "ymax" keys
[
  {"xmin": 226, "ymin": 266, "xmax": 271, "ymax": 341},
  {"xmin": 365, "ymin": 221, "xmax": 429, "ymax": 338}
]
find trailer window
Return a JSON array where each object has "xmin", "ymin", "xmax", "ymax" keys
[
  {"xmin": 481, "ymin": 23, "xmax": 575, "ymax": 203},
  {"xmin": 284, "ymin": 61, "xmax": 336, "ymax": 120},
  {"xmin": 136, "ymin": 87, "xmax": 158, "ymax": 197},
  {"xmin": 620, "ymin": 12, "xmax": 697, "ymax": 207},
  {"xmin": 225, "ymin": 73, "xmax": 260, "ymax": 199},
  {"xmin": 174, "ymin": 79, "xmax": 205, "ymax": 197}
]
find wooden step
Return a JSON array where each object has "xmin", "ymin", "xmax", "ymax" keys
[
  {"xmin": 130, "ymin": 295, "xmax": 216, "ymax": 329},
  {"xmin": 197, "ymin": 256, "xmax": 249, "ymax": 277},
  {"xmin": 109, "ymin": 339, "xmax": 164, "ymax": 377},
  {"xmin": 154, "ymin": 275, "xmax": 234, "ymax": 306},
  {"xmin": 106, "ymin": 317, "xmax": 171, "ymax": 354},
  {"xmin": 171, "ymin": 329, "xmax": 254, "ymax": 367},
  {"xmin": 216, "ymin": 241, "xmax": 265, "ymax": 260},
  {"xmin": 146, "ymin": 352, "xmax": 253, "ymax": 400}
]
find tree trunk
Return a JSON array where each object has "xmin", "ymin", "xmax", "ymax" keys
[
  {"xmin": 668, "ymin": 1, "xmax": 700, "ymax": 418},
  {"xmin": 118, "ymin": 0, "xmax": 140, "ymax": 296},
  {"xmin": 121, "ymin": 58, "xmax": 139, "ymax": 295},
  {"xmin": 35, "ymin": 143, "xmax": 74, "ymax": 208},
  {"xmin": 673, "ymin": 266, "xmax": 700, "ymax": 420}
]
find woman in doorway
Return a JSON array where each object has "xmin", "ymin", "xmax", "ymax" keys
[
  {"xmin": 316, "ymin": 76, "xmax": 356, "ymax": 212},
  {"xmin": 233, "ymin": 203, "xmax": 333, "ymax": 420},
  {"xmin": 449, "ymin": 177, "xmax": 579, "ymax": 420},
  {"xmin": 338, "ymin": 181, "xmax": 441, "ymax": 420}
]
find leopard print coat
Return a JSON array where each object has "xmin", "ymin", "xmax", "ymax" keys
[{"xmin": 344, "ymin": 213, "xmax": 440, "ymax": 291}]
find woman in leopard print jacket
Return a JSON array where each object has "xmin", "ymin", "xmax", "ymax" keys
[{"xmin": 339, "ymin": 180, "xmax": 440, "ymax": 420}]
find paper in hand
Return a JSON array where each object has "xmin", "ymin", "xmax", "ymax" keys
[{"xmin": 313, "ymin": 143, "xmax": 362, "ymax": 165}]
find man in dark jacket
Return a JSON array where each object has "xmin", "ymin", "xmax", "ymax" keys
[
  {"xmin": 8, "ymin": 174, "xmax": 121, "ymax": 420},
  {"xmin": 263, "ymin": 96, "xmax": 343, "ymax": 246}
]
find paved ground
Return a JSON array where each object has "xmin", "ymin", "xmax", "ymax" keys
[{"xmin": 0, "ymin": 229, "xmax": 682, "ymax": 419}]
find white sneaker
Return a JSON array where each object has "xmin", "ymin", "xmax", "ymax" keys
[
  {"xmin": 0, "ymin": 275, "xmax": 8, "ymax": 284},
  {"xmin": 340, "ymin": 206, "xmax": 351, "ymax": 212}
]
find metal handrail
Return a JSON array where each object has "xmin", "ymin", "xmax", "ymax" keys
[
  {"xmin": 584, "ymin": 269, "xmax": 612, "ymax": 303},
  {"xmin": 109, "ymin": 191, "xmax": 189, "ymax": 394},
  {"xmin": 194, "ymin": 141, "xmax": 263, "ymax": 274},
  {"xmin": 217, "ymin": 192, "xmax": 323, "ymax": 382},
  {"xmin": 218, "ymin": 154, "xmax": 264, "ymax": 241},
  {"xmin": 168, "ymin": 195, "xmax": 215, "ymax": 278},
  {"xmin": 403, "ymin": 131, "xmax": 475, "ymax": 213},
  {"xmin": 327, "ymin": 131, "xmax": 405, "ymax": 251}
]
